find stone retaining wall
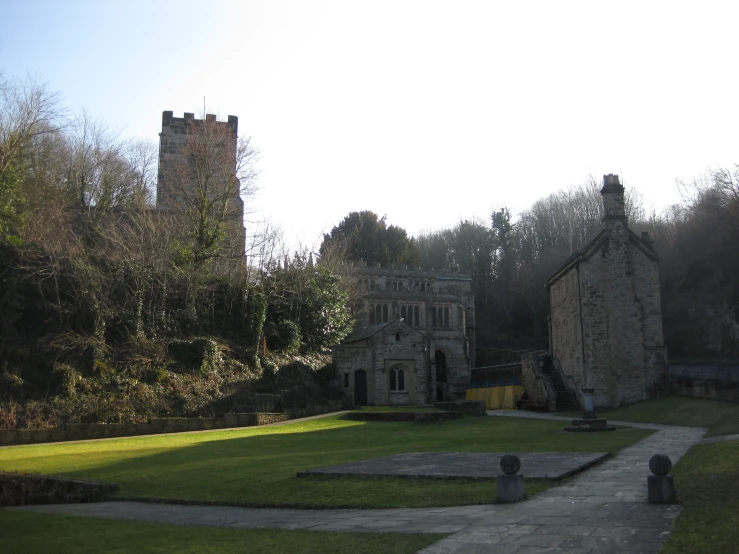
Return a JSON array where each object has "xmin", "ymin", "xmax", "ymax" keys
[
  {"xmin": 0, "ymin": 404, "xmax": 343, "ymax": 447},
  {"xmin": 341, "ymin": 411, "xmax": 463, "ymax": 423},
  {"xmin": 0, "ymin": 472, "xmax": 118, "ymax": 506},
  {"xmin": 670, "ymin": 379, "xmax": 739, "ymax": 403},
  {"xmin": 433, "ymin": 401, "xmax": 486, "ymax": 415}
]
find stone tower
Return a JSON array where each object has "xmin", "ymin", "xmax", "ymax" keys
[{"xmin": 156, "ymin": 111, "xmax": 245, "ymax": 258}]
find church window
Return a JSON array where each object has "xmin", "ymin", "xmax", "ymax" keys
[{"xmin": 390, "ymin": 367, "xmax": 406, "ymax": 391}]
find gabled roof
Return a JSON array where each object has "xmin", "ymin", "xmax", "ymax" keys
[
  {"xmin": 547, "ymin": 228, "xmax": 658, "ymax": 287},
  {"xmin": 341, "ymin": 318, "xmax": 426, "ymax": 344}
]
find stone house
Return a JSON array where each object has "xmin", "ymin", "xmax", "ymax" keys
[
  {"xmin": 546, "ymin": 174, "xmax": 667, "ymax": 408},
  {"xmin": 334, "ymin": 266, "xmax": 475, "ymax": 405}
]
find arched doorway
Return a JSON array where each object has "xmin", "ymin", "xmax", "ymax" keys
[
  {"xmin": 435, "ymin": 351, "xmax": 447, "ymax": 401},
  {"xmin": 354, "ymin": 370, "xmax": 367, "ymax": 406}
]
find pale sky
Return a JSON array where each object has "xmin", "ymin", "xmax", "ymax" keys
[{"xmin": 3, "ymin": 1, "xmax": 738, "ymax": 250}]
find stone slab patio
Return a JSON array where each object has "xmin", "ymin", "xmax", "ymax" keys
[{"xmin": 297, "ymin": 451, "xmax": 610, "ymax": 480}]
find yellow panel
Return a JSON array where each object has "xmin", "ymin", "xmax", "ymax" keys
[{"xmin": 466, "ymin": 385, "xmax": 525, "ymax": 410}]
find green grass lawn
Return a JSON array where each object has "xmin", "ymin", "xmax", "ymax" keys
[
  {"xmin": 561, "ymin": 396, "xmax": 739, "ymax": 437},
  {"xmin": 0, "ymin": 510, "xmax": 445, "ymax": 554},
  {"xmin": 0, "ymin": 415, "xmax": 650, "ymax": 508},
  {"xmin": 663, "ymin": 440, "xmax": 739, "ymax": 554}
]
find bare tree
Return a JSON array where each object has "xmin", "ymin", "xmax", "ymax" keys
[{"xmin": 0, "ymin": 74, "xmax": 63, "ymax": 238}]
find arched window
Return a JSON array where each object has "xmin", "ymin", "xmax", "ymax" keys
[
  {"xmin": 413, "ymin": 306, "xmax": 419, "ymax": 327},
  {"xmin": 444, "ymin": 307, "xmax": 449, "ymax": 328},
  {"xmin": 369, "ymin": 305, "xmax": 375, "ymax": 324},
  {"xmin": 376, "ymin": 305, "xmax": 382, "ymax": 323},
  {"xmin": 395, "ymin": 331, "xmax": 401, "ymax": 341},
  {"xmin": 390, "ymin": 366, "xmax": 406, "ymax": 391},
  {"xmin": 382, "ymin": 304, "xmax": 388, "ymax": 322}
]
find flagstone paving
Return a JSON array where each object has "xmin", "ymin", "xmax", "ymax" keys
[
  {"xmin": 11, "ymin": 411, "xmax": 707, "ymax": 553},
  {"xmin": 297, "ymin": 451, "xmax": 610, "ymax": 480}
]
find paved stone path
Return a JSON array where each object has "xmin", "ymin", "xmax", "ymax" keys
[
  {"xmin": 12, "ymin": 411, "xmax": 707, "ymax": 553},
  {"xmin": 699, "ymin": 432, "xmax": 739, "ymax": 444},
  {"xmin": 298, "ymin": 451, "xmax": 610, "ymax": 480}
]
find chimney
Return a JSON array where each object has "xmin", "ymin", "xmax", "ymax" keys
[{"xmin": 601, "ymin": 174, "xmax": 626, "ymax": 220}]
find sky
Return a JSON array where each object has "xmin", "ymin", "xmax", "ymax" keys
[{"xmin": 3, "ymin": 0, "xmax": 738, "ymax": 251}]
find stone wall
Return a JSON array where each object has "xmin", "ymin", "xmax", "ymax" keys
[
  {"xmin": 550, "ymin": 267, "xmax": 584, "ymax": 388},
  {"xmin": 375, "ymin": 324, "xmax": 426, "ymax": 405},
  {"xmin": 1, "ymin": 472, "xmax": 118, "ymax": 506},
  {"xmin": 0, "ymin": 410, "xmax": 347, "ymax": 446},
  {"xmin": 669, "ymin": 380, "xmax": 739, "ymax": 403},
  {"xmin": 521, "ymin": 353, "xmax": 556, "ymax": 411},
  {"xmin": 433, "ymin": 400, "xmax": 486, "ymax": 415}
]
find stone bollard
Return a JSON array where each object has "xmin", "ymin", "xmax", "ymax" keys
[
  {"xmin": 647, "ymin": 454, "xmax": 677, "ymax": 503},
  {"xmin": 496, "ymin": 454, "xmax": 525, "ymax": 503}
]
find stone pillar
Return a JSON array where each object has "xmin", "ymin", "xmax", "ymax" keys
[
  {"xmin": 647, "ymin": 454, "xmax": 677, "ymax": 503},
  {"xmin": 496, "ymin": 454, "xmax": 525, "ymax": 503}
]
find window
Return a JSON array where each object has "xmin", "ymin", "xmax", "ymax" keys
[
  {"xmin": 343, "ymin": 374, "xmax": 349, "ymax": 388},
  {"xmin": 390, "ymin": 366, "xmax": 406, "ymax": 391},
  {"xmin": 400, "ymin": 305, "xmax": 417, "ymax": 326},
  {"xmin": 444, "ymin": 307, "xmax": 450, "ymax": 328},
  {"xmin": 369, "ymin": 305, "xmax": 375, "ymax": 324},
  {"xmin": 376, "ymin": 305, "xmax": 382, "ymax": 323},
  {"xmin": 395, "ymin": 331, "xmax": 401, "ymax": 341},
  {"xmin": 382, "ymin": 304, "xmax": 388, "ymax": 322}
]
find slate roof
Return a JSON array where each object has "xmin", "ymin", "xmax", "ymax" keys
[{"xmin": 546, "ymin": 228, "xmax": 658, "ymax": 287}]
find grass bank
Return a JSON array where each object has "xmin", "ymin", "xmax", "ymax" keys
[
  {"xmin": 0, "ymin": 414, "xmax": 650, "ymax": 508},
  {"xmin": 0, "ymin": 510, "xmax": 444, "ymax": 554},
  {"xmin": 562, "ymin": 396, "xmax": 739, "ymax": 437},
  {"xmin": 664, "ymin": 440, "xmax": 739, "ymax": 553}
]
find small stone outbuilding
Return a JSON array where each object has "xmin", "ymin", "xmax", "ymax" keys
[
  {"xmin": 334, "ymin": 320, "xmax": 429, "ymax": 406},
  {"xmin": 546, "ymin": 174, "xmax": 667, "ymax": 408}
]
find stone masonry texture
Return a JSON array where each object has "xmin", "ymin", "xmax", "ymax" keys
[{"xmin": 548, "ymin": 175, "xmax": 667, "ymax": 408}]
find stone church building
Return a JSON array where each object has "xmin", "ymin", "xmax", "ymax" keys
[
  {"xmin": 333, "ymin": 265, "xmax": 475, "ymax": 406},
  {"xmin": 547, "ymin": 174, "xmax": 667, "ymax": 408}
]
